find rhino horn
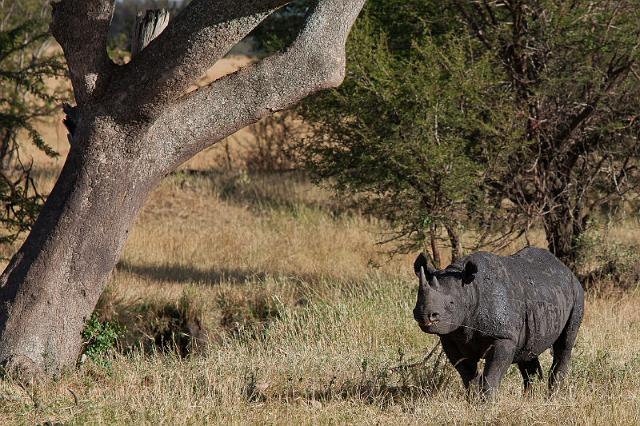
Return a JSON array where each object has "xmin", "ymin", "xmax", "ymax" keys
[
  {"xmin": 419, "ymin": 266, "xmax": 441, "ymax": 291},
  {"xmin": 419, "ymin": 266, "xmax": 429, "ymax": 290},
  {"xmin": 415, "ymin": 253, "xmax": 440, "ymax": 290},
  {"xmin": 429, "ymin": 273, "xmax": 441, "ymax": 290}
]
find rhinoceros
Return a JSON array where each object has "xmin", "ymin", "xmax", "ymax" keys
[{"xmin": 413, "ymin": 247, "xmax": 584, "ymax": 397}]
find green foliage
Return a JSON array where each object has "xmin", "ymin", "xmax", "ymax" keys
[
  {"xmin": 0, "ymin": 1, "xmax": 66, "ymax": 246},
  {"xmin": 454, "ymin": 0, "xmax": 640, "ymax": 266},
  {"xmin": 0, "ymin": 171, "xmax": 43, "ymax": 245},
  {"xmin": 292, "ymin": 1, "xmax": 517, "ymax": 253},
  {"xmin": 250, "ymin": 1, "xmax": 311, "ymax": 53},
  {"xmin": 259, "ymin": 0, "xmax": 640, "ymax": 262},
  {"xmin": 81, "ymin": 314, "xmax": 124, "ymax": 368}
]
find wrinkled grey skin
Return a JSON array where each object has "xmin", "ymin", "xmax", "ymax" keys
[{"xmin": 413, "ymin": 247, "xmax": 584, "ymax": 398}]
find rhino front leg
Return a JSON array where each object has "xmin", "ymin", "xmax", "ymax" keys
[
  {"xmin": 480, "ymin": 339, "xmax": 517, "ymax": 399},
  {"xmin": 441, "ymin": 339, "xmax": 480, "ymax": 390}
]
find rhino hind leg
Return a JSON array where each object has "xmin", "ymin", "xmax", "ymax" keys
[
  {"xmin": 518, "ymin": 357, "xmax": 543, "ymax": 393},
  {"xmin": 549, "ymin": 303, "xmax": 584, "ymax": 392}
]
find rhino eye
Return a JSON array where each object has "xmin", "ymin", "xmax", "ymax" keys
[{"xmin": 450, "ymin": 301, "xmax": 454, "ymax": 304}]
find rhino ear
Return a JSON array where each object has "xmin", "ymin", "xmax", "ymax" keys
[
  {"xmin": 414, "ymin": 253, "xmax": 428, "ymax": 276},
  {"xmin": 414, "ymin": 253, "xmax": 436, "ymax": 276},
  {"xmin": 462, "ymin": 260, "xmax": 478, "ymax": 285}
]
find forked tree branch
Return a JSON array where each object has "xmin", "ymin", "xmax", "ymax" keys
[
  {"xmin": 148, "ymin": 0, "xmax": 367, "ymax": 169},
  {"xmin": 111, "ymin": 0, "xmax": 293, "ymax": 119},
  {"xmin": 50, "ymin": 0, "xmax": 115, "ymax": 105}
]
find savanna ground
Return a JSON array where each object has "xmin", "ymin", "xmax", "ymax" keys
[{"xmin": 0, "ymin": 55, "xmax": 639, "ymax": 425}]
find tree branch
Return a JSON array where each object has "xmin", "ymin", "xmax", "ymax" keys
[
  {"xmin": 50, "ymin": 0, "xmax": 115, "ymax": 105},
  {"xmin": 148, "ymin": 0, "xmax": 367, "ymax": 169},
  {"xmin": 131, "ymin": 10, "xmax": 170, "ymax": 58},
  {"xmin": 111, "ymin": 0, "xmax": 293, "ymax": 119}
]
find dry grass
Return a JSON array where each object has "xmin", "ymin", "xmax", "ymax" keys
[{"xmin": 1, "ymin": 57, "xmax": 639, "ymax": 425}]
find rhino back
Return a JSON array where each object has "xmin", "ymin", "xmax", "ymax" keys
[{"xmin": 461, "ymin": 248, "xmax": 581, "ymax": 359}]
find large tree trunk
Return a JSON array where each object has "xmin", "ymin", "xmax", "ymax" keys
[
  {"xmin": 542, "ymin": 204, "xmax": 586, "ymax": 271},
  {"xmin": 429, "ymin": 224, "xmax": 441, "ymax": 269},
  {"xmin": 0, "ymin": 128, "xmax": 154, "ymax": 375},
  {"xmin": 0, "ymin": 0, "xmax": 366, "ymax": 377},
  {"xmin": 544, "ymin": 216, "xmax": 575, "ymax": 268},
  {"xmin": 445, "ymin": 223, "xmax": 463, "ymax": 264}
]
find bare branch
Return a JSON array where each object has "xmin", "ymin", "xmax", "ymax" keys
[
  {"xmin": 111, "ymin": 0, "xmax": 293, "ymax": 119},
  {"xmin": 50, "ymin": 0, "xmax": 115, "ymax": 104},
  {"xmin": 148, "ymin": 0, "xmax": 367, "ymax": 170},
  {"xmin": 131, "ymin": 10, "xmax": 170, "ymax": 58}
]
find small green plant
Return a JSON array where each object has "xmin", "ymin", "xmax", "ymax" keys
[{"xmin": 81, "ymin": 314, "xmax": 124, "ymax": 368}]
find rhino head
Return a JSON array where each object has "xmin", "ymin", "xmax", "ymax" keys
[{"xmin": 413, "ymin": 253, "xmax": 478, "ymax": 335}]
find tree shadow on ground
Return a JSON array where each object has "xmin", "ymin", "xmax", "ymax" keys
[
  {"xmin": 116, "ymin": 260, "xmax": 268, "ymax": 286},
  {"xmin": 105, "ymin": 262, "xmax": 336, "ymax": 357},
  {"xmin": 116, "ymin": 260, "xmax": 332, "ymax": 287}
]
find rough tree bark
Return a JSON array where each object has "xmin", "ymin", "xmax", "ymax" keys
[
  {"xmin": 429, "ymin": 224, "xmax": 441, "ymax": 269},
  {"xmin": 445, "ymin": 223, "xmax": 463, "ymax": 264},
  {"xmin": 541, "ymin": 197, "xmax": 587, "ymax": 271},
  {"xmin": 0, "ymin": 0, "xmax": 366, "ymax": 378}
]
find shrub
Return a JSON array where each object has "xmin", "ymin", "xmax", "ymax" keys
[{"xmin": 81, "ymin": 314, "xmax": 124, "ymax": 368}]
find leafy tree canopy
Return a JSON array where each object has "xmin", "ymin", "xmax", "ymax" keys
[
  {"xmin": 290, "ymin": 1, "xmax": 518, "ymax": 259},
  {"xmin": 267, "ymin": 0, "xmax": 640, "ymax": 266}
]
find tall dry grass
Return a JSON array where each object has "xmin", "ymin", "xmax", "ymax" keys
[
  {"xmin": 0, "ymin": 55, "xmax": 639, "ymax": 425},
  {"xmin": 0, "ymin": 151, "xmax": 637, "ymax": 424}
]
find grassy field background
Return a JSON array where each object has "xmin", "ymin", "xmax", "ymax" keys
[{"xmin": 0, "ymin": 56, "xmax": 639, "ymax": 425}]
